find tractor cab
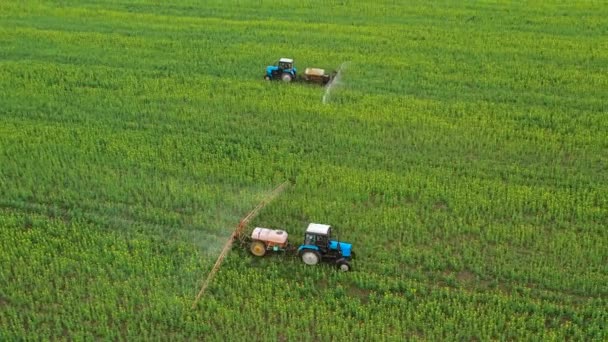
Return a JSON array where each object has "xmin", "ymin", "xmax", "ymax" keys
[
  {"xmin": 278, "ymin": 58, "xmax": 294, "ymax": 71},
  {"xmin": 264, "ymin": 57, "xmax": 297, "ymax": 82},
  {"xmin": 298, "ymin": 223, "xmax": 354, "ymax": 271},
  {"xmin": 304, "ymin": 223, "xmax": 331, "ymax": 251}
]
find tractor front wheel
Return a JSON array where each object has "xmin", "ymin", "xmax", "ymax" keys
[
  {"xmin": 264, "ymin": 75, "xmax": 271, "ymax": 81},
  {"xmin": 250, "ymin": 241, "xmax": 266, "ymax": 257},
  {"xmin": 337, "ymin": 259, "xmax": 351, "ymax": 272},
  {"xmin": 281, "ymin": 73, "xmax": 293, "ymax": 82},
  {"xmin": 301, "ymin": 250, "xmax": 320, "ymax": 265}
]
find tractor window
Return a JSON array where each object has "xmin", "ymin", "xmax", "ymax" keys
[
  {"xmin": 305, "ymin": 234, "xmax": 315, "ymax": 245},
  {"xmin": 279, "ymin": 62, "xmax": 291, "ymax": 70},
  {"xmin": 316, "ymin": 234, "xmax": 328, "ymax": 247}
]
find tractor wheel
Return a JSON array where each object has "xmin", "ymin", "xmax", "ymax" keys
[
  {"xmin": 301, "ymin": 250, "xmax": 320, "ymax": 265},
  {"xmin": 281, "ymin": 73, "xmax": 293, "ymax": 82},
  {"xmin": 337, "ymin": 259, "xmax": 351, "ymax": 272},
  {"xmin": 250, "ymin": 241, "xmax": 266, "ymax": 257},
  {"xmin": 264, "ymin": 75, "xmax": 271, "ymax": 81}
]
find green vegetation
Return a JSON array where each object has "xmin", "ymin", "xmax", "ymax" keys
[{"xmin": 1, "ymin": 0, "xmax": 606, "ymax": 340}]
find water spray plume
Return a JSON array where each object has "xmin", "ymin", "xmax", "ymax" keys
[
  {"xmin": 191, "ymin": 180, "xmax": 290, "ymax": 309},
  {"xmin": 323, "ymin": 61, "xmax": 350, "ymax": 104}
]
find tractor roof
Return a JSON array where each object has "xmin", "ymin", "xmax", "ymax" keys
[
  {"xmin": 279, "ymin": 58, "xmax": 293, "ymax": 63},
  {"xmin": 306, "ymin": 223, "xmax": 331, "ymax": 235}
]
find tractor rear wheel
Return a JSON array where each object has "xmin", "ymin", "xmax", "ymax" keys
[
  {"xmin": 337, "ymin": 259, "xmax": 351, "ymax": 272},
  {"xmin": 301, "ymin": 250, "xmax": 320, "ymax": 265},
  {"xmin": 281, "ymin": 73, "xmax": 293, "ymax": 82},
  {"xmin": 250, "ymin": 241, "xmax": 266, "ymax": 257}
]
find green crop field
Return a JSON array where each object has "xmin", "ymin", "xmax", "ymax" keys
[{"xmin": 1, "ymin": 0, "xmax": 607, "ymax": 340}]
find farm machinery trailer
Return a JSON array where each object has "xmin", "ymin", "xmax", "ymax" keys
[
  {"xmin": 243, "ymin": 223, "xmax": 355, "ymax": 271},
  {"xmin": 264, "ymin": 57, "xmax": 337, "ymax": 85},
  {"xmin": 191, "ymin": 182, "xmax": 354, "ymax": 307}
]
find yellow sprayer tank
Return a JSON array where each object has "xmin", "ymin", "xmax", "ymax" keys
[{"xmin": 304, "ymin": 67, "xmax": 332, "ymax": 84}]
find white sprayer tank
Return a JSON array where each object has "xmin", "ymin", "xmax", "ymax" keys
[{"xmin": 251, "ymin": 227, "xmax": 288, "ymax": 245}]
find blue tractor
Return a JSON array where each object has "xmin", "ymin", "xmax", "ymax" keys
[
  {"xmin": 297, "ymin": 223, "xmax": 354, "ymax": 271},
  {"xmin": 264, "ymin": 57, "xmax": 297, "ymax": 82}
]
